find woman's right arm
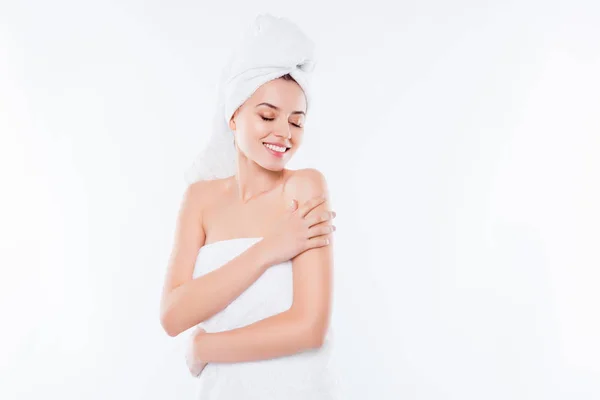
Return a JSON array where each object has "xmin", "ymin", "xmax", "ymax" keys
[{"xmin": 159, "ymin": 182, "xmax": 271, "ymax": 337}]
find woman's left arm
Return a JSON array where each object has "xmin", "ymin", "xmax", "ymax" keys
[{"xmin": 192, "ymin": 168, "xmax": 334, "ymax": 364}]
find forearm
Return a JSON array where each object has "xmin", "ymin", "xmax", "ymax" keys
[
  {"xmin": 161, "ymin": 242, "xmax": 270, "ymax": 337},
  {"xmin": 195, "ymin": 309, "xmax": 319, "ymax": 363}
]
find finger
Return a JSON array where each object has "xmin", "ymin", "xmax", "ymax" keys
[
  {"xmin": 192, "ymin": 362, "xmax": 206, "ymax": 377},
  {"xmin": 308, "ymin": 223, "xmax": 335, "ymax": 238},
  {"xmin": 187, "ymin": 359, "xmax": 203, "ymax": 377},
  {"xmin": 299, "ymin": 195, "xmax": 327, "ymax": 218},
  {"xmin": 305, "ymin": 211, "xmax": 334, "ymax": 228},
  {"xmin": 288, "ymin": 199, "xmax": 298, "ymax": 212},
  {"xmin": 306, "ymin": 233, "xmax": 332, "ymax": 248}
]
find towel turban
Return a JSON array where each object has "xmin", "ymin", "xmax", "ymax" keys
[{"xmin": 184, "ymin": 13, "xmax": 317, "ymax": 184}]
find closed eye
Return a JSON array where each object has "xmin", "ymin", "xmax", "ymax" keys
[{"xmin": 261, "ymin": 116, "xmax": 302, "ymax": 128}]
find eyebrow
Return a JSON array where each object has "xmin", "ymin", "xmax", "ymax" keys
[{"xmin": 255, "ymin": 102, "xmax": 305, "ymax": 116}]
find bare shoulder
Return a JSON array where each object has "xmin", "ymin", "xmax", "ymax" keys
[
  {"xmin": 179, "ymin": 180, "xmax": 206, "ymax": 217},
  {"xmin": 283, "ymin": 168, "xmax": 330, "ymax": 202},
  {"xmin": 184, "ymin": 178, "xmax": 227, "ymax": 210},
  {"xmin": 185, "ymin": 179, "xmax": 210, "ymax": 200}
]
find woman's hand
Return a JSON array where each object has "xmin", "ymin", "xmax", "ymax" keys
[
  {"xmin": 260, "ymin": 194, "xmax": 336, "ymax": 266},
  {"xmin": 186, "ymin": 326, "xmax": 208, "ymax": 378}
]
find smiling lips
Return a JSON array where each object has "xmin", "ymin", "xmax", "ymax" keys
[{"xmin": 263, "ymin": 142, "xmax": 288, "ymax": 157}]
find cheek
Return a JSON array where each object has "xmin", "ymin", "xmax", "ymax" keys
[
  {"xmin": 245, "ymin": 118, "xmax": 270, "ymax": 136},
  {"xmin": 292, "ymin": 131, "xmax": 304, "ymax": 144},
  {"xmin": 237, "ymin": 120, "xmax": 266, "ymax": 141},
  {"xmin": 236, "ymin": 127, "xmax": 266, "ymax": 152}
]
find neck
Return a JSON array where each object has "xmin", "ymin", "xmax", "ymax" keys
[{"xmin": 232, "ymin": 152, "xmax": 285, "ymax": 204}]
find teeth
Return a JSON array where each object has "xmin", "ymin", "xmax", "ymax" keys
[{"xmin": 264, "ymin": 143, "xmax": 287, "ymax": 153}]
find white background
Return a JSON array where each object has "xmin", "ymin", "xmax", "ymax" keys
[{"xmin": 1, "ymin": 1, "xmax": 599, "ymax": 399}]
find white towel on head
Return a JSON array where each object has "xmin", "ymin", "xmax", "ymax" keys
[
  {"xmin": 223, "ymin": 13, "xmax": 316, "ymax": 121},
  {"xmin": 184, "ymin": 13, "xmax": 317, "ymax": 184}
]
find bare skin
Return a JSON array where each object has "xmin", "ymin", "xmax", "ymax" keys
[
  {"xmin": 160, "ymin": 76, "xmax": 336, "ymax": 377},
  {"xmin": 200, "ymin": 169, "xmax": 296, "ymax": 246}
]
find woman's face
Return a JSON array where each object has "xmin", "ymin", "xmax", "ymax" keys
[{"xmin": 229, "ymin": 77, "xmax": 307, "ymax": 171}]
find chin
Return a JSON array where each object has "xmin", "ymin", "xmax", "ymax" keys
[{"xmin": 261, "ymin": 163, "xmax": 287, "ymax": 172}]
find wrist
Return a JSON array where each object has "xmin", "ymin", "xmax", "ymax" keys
[
  {"xmin": 194, "ymin": 330, "xmax": 210, "ymax": 360},
  {"xmin": 250, "ymin": 238, "xmax": 272, "ymax": 272}
]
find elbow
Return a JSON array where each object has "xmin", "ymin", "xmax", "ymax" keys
[
  {"xmin": 162, "ymin": 322, "xmax": 179, "ymax": 338},
  {"xmin": 160, "ymin": 313, "xmax": 176, "ymax": 337},
  {"xmin": 291, "ymin": 308, "xmax": 329, "ymax": 349},
  {"xmin": 309, "ymin": 335, "xmax": 325, "ymax": 349},
  {"xmin": 309, "ymin": 330, "xmax": 326, "ymax": 349},
  {"xmin": 160, "ymin": 307, "xmax": 182, "ymax": 337},
  {"xmin": 305, "ymin": 320, "xmax": 328, "ymax": 349},
  {"xmin": 160, "ymin": 292, "xmax": 188, "ymax": 337}
]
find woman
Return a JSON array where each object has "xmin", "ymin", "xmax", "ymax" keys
[{"xmin": 159, "ymin": 13, "xmax": 339, "ymax": 399}]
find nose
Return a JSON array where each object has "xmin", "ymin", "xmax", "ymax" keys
[{"xmin": 274, "ymin": 122, "xmax": 292, "ymax": 139}]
